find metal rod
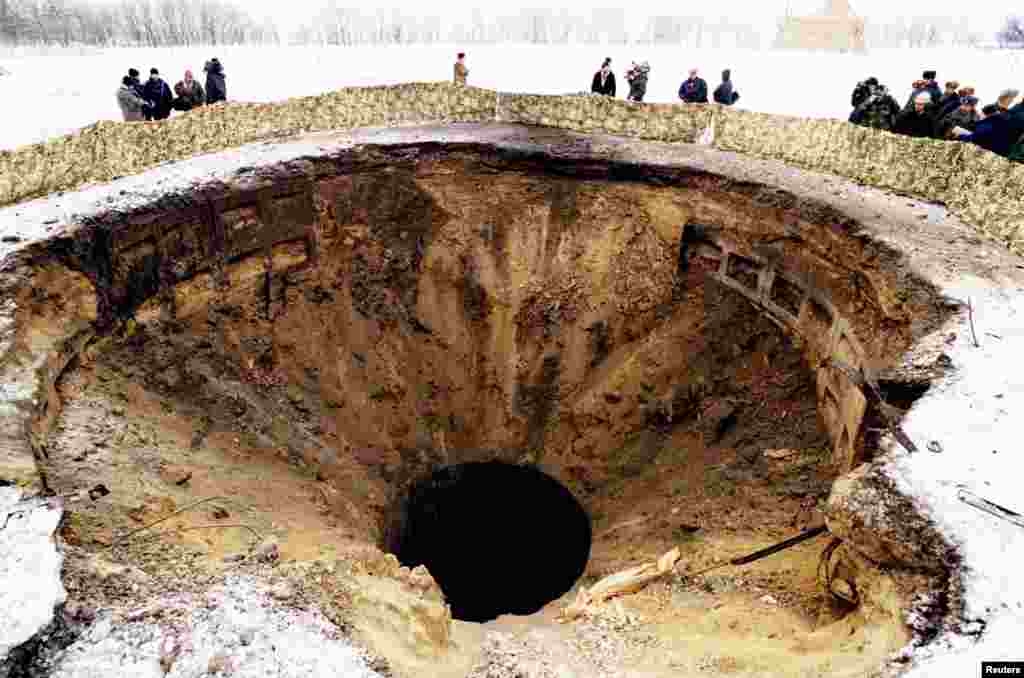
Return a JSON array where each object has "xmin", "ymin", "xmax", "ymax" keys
[
  {"xmin": 729, "ymin": 524, "xmax": 829, "ymax": 566},
  {"xmin": 678, "ymin": 524, "xmax": 830, "ymax": 579},
  {"xmin": 958, "ymin": 489, "xmax": 1024, "ymax": 528}
]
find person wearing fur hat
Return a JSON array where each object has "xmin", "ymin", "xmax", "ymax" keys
[
  {"xmin": 625, "ymin": 61, "xmax": 650, "ymax": 102},
  {"xmin": 591, "ymin": 58, "xmax": 616, "ymax": 97}
]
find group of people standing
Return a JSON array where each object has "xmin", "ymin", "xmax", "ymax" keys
[
  {"xmin": 450, "ymin": 52, "xmax": 737, "ymax": 107},
  {"xmin": 116, "ymin": 58, "xmax": 227, "ymax": 122},
  {"xmin": 588, "ymin": 58, "xmax": 739, "ymax": 106},
  {"xmin": 849, "ymin": 69, "xmax": 1024, "ymax": 160}
]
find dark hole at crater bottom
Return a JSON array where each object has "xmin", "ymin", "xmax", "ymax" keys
[{"xmin": 386, "ymin": 461, "xmax": 592, "ymax": 623}]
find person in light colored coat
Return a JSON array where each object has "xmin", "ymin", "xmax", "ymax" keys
[{"xmin": 117, "ymin": 75, "xmax": 149, "ymax": 121}]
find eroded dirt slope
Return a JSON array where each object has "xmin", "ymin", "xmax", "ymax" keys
[{"xmin": 37, "ymin": 167, "xmax": 914, "ymax": 677}]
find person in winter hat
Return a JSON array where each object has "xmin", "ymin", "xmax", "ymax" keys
[
  {"xmin": 625, "ymin": 61, "xmax": 650, "ymax": 102},
  {"xmin": 848, "ymin": 80, "xmax": 900, "ymax": 131},
  {"xmin": 936, "ymin": 96, "xmax": 980, "ymax": 139},
  {"xmin": 117, "ymin": 74, "xmax": 149, "ymax": 122},
  {"xmin": 173, "ymin": 69, "xmax": 206, "ymax": 112},
  {"xmin": 204, "ymin": 58, "xmax": 227, "ymax": 104},
  {"xmin": 937, "ymin": 85, "xmax": 974, "ymax": 121},
  {"xmin": 142, "ymin": 68, "xmax": 173, "ymax": 121},
  {"xmin": 850, "ymin": 77, "xmax": 878, "ymax": 109},
  {"xmin": 936, "ymin": 80, "xmax": 960, "ymax": 116},
  {"xmin": 678, "ymin": 68, "xmax": 708, "ymax": 103},
  {"xmin": 713, "ymin": 69, "xmax": 739, "ymax": 105},
  {"xmin": 591, "ymin": 58, "xmax": 616, "ymax": 97},
  {"xmin": 904, "ymin": 71, "xmax": 940, "ymax": 110},
  {"xmin": 127, "ymin": 68, "xmax": 146, "ymax": 98}
]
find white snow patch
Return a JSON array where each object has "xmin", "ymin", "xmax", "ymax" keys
[
  {"xmin": 51, "ymin": 575, "xmax": 383, "ymax": 678},
  {"xmin": 0, "ymin": 45, "xmax": 1022, "ymax": 150},
  {"xmin": 0, "ymin": 488, "xmax": 66, "ymax": 658},
  {"xmin": 878, "ymin": 279, "xmax": 1024, "ymax": 674}
]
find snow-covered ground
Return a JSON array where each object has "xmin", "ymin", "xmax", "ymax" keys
[{"xmin": 1, "ymin": 44, "xmax": 1023, "ymax": 151}]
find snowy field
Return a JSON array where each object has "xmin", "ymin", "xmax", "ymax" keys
[{"xmin": 0, "ymin": 44, "xmax": 1023, "ymax": 151}]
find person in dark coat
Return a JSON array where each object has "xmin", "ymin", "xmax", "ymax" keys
[
  {"xmin": 591, "ymin": 58, "xmax": 616, "ymax": 97},
  {"xmin": 712, "ymin": 69, "xmax": 739, "ymax": 105},
  {"xmin": 953, "ymin": 103, "xmax": 1024, "ymax": 157},
  {"xmin": 678, "ymin": 68, "xmax": 708, "ymax": 103},
  {"xmin": 173, "ymin": 70, "xmax": 206, "ymax": 111},
  {"xmin": 935, "ymin": 81, "xmax": 960, "ymax": 118},
  {"xmin": 936, "ymin": 96, "xmax": 980, "ymax": 139},
  {"xmin": 937, "ymin": 86, "xmax": 974, "ymax": 121},
  {"xmin": 851, "ymin": 77, "xmax": 878, "ymax": 108},
  {"xmin": 849, "ymin": 81, "xmax": 900, "ymax": 131},
  {"xmin": 903, "ymin": 71, "xmax": 941, "ymax": 111},
  {"xmin": 127, "ymin": 68, "xmax": 146, "ymax": 98},
  {"xmin": 894, "ymin": 92, "xmax": 938, "ymax": 138},
  {"xmin": 142, "ymin": 68, "xmax": 173, "ymax": 121},
  {"xmin": 921, "ymin": 71, "xmax": 942, "ymax": 103},
  {"xmin": 204, "ymin": 58, "xmax": 227, "ymax": 104},
  {"xmin": 117, "ymin": 75, "xmax": 149, "ymax": 122},
  {"xmin": 625, "ymin": 61, "xmax": 650, "ymax": 102}
]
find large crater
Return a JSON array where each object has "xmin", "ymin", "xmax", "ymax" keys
[{"xmin": 7, "ymin": 124, "xmax": 1004, "ymax": 678}]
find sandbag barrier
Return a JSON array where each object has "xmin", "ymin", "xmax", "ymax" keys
[{"xmin": 0, "ymin": 83, "xmax": 1021, "ymax": 256}]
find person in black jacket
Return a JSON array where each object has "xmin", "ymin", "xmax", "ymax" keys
[
  {"xmin": 142, "ymin": 68, "xmax": 173, "ymax": 120},
  {"xmin": 850, "ymin": 77, "xmax": 878, "ymax": 108},
  {"xmin": 127, "ymin": 68, "xmax": 146, "ymax": 98},
  {"xmin": 591, "ymin": 58, "xmax": 616, "ymax": 97},
  {"xmin": 204, "ymin": 58, "xmax": 227, "ymax": 104},
  {"xmin": 712, "ymin": 69, "xmax": 739, "ymax": 105},
  {"xmin": 678, "ymin": 68, "xmax": 708, "ymax": 103},
  {"xmin": 893, "ymin": 92, "xmax": 938, "ymax": 139}
]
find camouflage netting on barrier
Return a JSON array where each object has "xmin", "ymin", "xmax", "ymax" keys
[{"xmin": 0, "ymin": 82, "xmax": 1021, "ymax": 256}]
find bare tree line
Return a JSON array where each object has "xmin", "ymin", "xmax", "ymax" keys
[
  {"xmin": 0, "ymin": 0, "xmax": 279, "ymax": 46},
  {"xmin": 0, "ymin": 2, "xmax": 1012, "ymax": 50}
]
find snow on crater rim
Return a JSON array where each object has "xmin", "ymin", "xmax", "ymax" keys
[{"xmin": 51, "ymin": 575, "xmax": 383, "ymax": 678}]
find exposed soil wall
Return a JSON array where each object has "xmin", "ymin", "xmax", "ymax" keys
[
  {"xmin": 5, "ymin": 127, "xmax": 1016, "ymax": 676},
  {"xmin": 1, "ymin": 84, "xmax": 1022, "ymax": 258}
]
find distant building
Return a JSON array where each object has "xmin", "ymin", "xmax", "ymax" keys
[{"xmin": 774, "ymin": 0, "xmax": 866, "ymax": 52}]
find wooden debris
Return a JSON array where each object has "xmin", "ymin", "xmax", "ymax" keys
[{"xmin": 559, "ymin": 546, "xmax": 680, "ymax": 621}]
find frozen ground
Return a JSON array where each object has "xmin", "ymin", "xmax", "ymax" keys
[
  {"xmin": 1, "ymin": 44, "xmax": 1023, "ymax": 150},
  {"xmin": 50, "ymin": 575, "xmax": 383, "ymax": 678}
]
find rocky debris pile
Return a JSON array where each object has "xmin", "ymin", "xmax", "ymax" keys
[
  {"xmin": 0, "ymin": 487, "xmax": 66, "ymax": 672},
  {"xmin": 49, "ymin": 575, "xmax": 383, "ymax": 678},
  {"xmin": 467, "ymin": 632, "xmax": 565, "ymax": 678}
]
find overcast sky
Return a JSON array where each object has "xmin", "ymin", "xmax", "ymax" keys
[{"xmin": 87, "ymin": 1, "xmax": 1010, "ymax": 38}]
